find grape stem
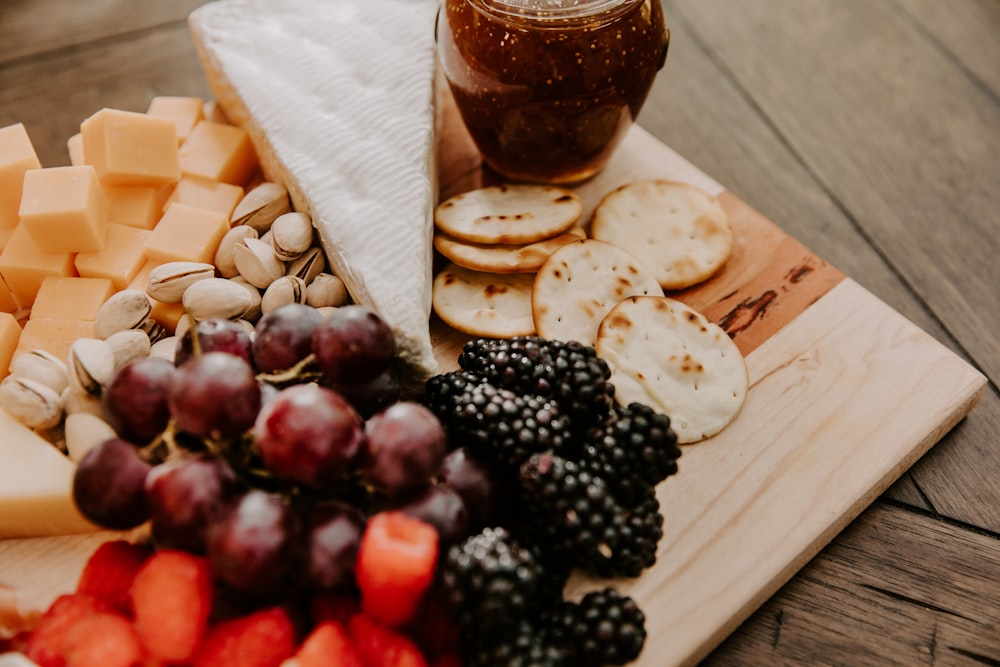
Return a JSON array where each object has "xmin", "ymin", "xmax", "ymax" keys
[{"xmin": 256, "ymin": 353, "xmax": 324, "ymax": 387}]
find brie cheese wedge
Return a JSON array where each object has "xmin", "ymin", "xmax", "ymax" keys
[{"xmin": 189, "ymin": 0, "xmax": 440, "ymax": 387}]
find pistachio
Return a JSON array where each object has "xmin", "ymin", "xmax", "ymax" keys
[
  {"xmin": 230, "ymin": 182, "xmax": 291, "ymax": 233},
  {"xmin": 261, "ymin": 276, "xmax": 308, "ymax": 315},
  {"xmin": 67, "ymin": 338, "xmax": 116, "ymax": 396},
  {"xmin": 314, "ymin": 306, "xmax": 339, "ymax": 319},
  {"xmin": 137, "ymin": 318, "xmax": 168, "ymax": 345},
  {"xmin": 271, "ymin": 212, "xmax": 314, "ymax": 261},
  {"xmin": 8, "ymin": 350, "xmax": 69, "ymax": 395},
  {"xmin": 182, "ymin": 278, "xmax": 254, "ymax": 321},
  {"xmin": 286, "ymin": 246, "xmax": 326, "ymax": 285},
  {"xmin": 233, "ymin": 237, "xmax": 286, "ymax": 289},
  {"xmin": 147, "ymin": 261, "xmax": 216, "ymax": 303},
  {"xmin": 215, "ymin": 225, "xmax": 259, "ymax": 278},
  {"xmin": 305, "ymin": 273, "xmax": 350, "ymax": 309},
  {"xmin": 61, "ymin": 386, "xmax": 109, "ymax": 420},
  {"xmin": 0, "ymin": 376, "xmax": 63, "ymax": 430},
  {"xmin": 174, "ymin": 313, "xmax": 194, "ymax": 341},
  {"xmin": 233, "ymin": 319, "xmax": 257, "ymax": 337},
  {"xmin": 94, "ymin": 290, "xmax": 153, "ymax": 339},
  {"xmin": 229, "ymin": 276, "xmax": 263, "ymax": 322},
  {"xmin": 64, "ymin": 412, "xmax": 117, "ymax": 462},
  {"xmin": 105, "ymin": 329, "xmax": 151, "ymax": 369},
  {"xmin": 149, "ymin": 336, "xmax": 179, "ymax": 363}
]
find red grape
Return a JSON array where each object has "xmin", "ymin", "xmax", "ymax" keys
[
  {"xmin": 362, "ymin": 402, "xmax": 446, "ymax": 496},
  {"xmin": 103, "ymin": 356, "xmax": 176, "ymax": 444},
  {"xmin": 72, "ymin": 438, "xmax": 152, "ymax": 530},
  {"xmin": 302, "ymin": 501, "xmax": 365, "ymax": 591},
  {"xmin": 175, "ymin": 318, "xmax": 254, "ymax": 367},
  {"xmin": 253, "ymin": 383, "xmax": 363, "ymax": 487},
  {"xmin": 311, "ymin": 305, "xmax": 394, "ymax": 384},
  {"xmin": 391, "ymin": 484, "xmax": 469, "ymax": 544},
  {"xmin": 169, "ymin": 352, "xmax": 261, "ymax": 439},
  {"xmin": 438, "ymin": 447, "xmax": 505, "ymax": 529},
  {"xmin": 253, "ymin": 303, "xmax": 323, "ymax": 373},
  {"xmin": 329, "ymin": 365, "xmax": 400, "ymax": 419}
]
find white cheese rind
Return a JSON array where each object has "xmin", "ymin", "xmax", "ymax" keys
[{"xmin": 189, "ymin": 0, "xmax": 439, "ymax": 387}]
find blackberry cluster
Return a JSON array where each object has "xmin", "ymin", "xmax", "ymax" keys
[
  {"xmin": 458, "ymin": 336, "xmax": 614, "ymax": 432},
  {"xmin": 463, "ymin": 618, "xmax": 572, "ymax": 667},
  {"xmin": 548, "ymin": 588, "xmax": 647, "ymax": 667}
]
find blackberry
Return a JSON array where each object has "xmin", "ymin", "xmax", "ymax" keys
[
  {"xmin": 437, "ymin": 526, "xmax": 544, "ymax": 636},
  {"xmin": 458, "ymin": 336, "xmax": 615, "ymax": 432},
  {"xmin": 581, "ymin": 402, "xmax": 681, "ymax": 505},
  {"xmin": 517, "ymin": 452, "xmax": 623, "ymax": 569},
  {"xmin": 591, "ymin": 491, "xmax": 664, "ymax": 578},
  {"xmin": 463, "ymin": 618, "xmax": 572, "ymax": 667},
  {"xmin": 426, "ymin": 373, "xmax": 572, "ymax": 468},
  {"xmin": 548, "ymin": 588, "xmax": 647, "ymax": 666}
]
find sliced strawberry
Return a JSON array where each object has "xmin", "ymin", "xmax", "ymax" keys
[
  {"xmin": 310, "ymin": 592, "xmax": 361, "ymax": 627},
  {"xmin": 354, "ymin": 512, "xmax": 438, "ymax": 627},
  {"xmin": 349, "ymin": 614, "xmax": 428, "ymax": 667},
  {"xmin": 24, "ymin": 593, "xmax": 116, "ymax": 667},
  {"xmin": 60, "ymin": 612, "xmax": 143, "ymax": 667},
  {"xmin": 191, "ymin": 607, "xmax": 296, "ymax": 667},
  {"xmin": 294, "ymin": 621, "xmax": 362, "ymax": 667},
  {"xmin": 75, "ymin": 540, "xmax": 151, "ymax": 615},
  {"xmin": 130, "ymin": 550, "xmax": 213, "ymax": 664}
]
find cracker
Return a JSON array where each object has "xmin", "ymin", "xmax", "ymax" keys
[
  {"xmin": 595, "ymin": 296, "xmax": 748, "ymax": 443},
  {"xmin": 435, "ymin": 184, "xmax": 582, "ymax": 244},
  {"xmin": 434, "ymin": 226, "xmax": 586, "ymax": 274},
  {"xmin": 591, "ymin": 180, "xmax": 733, "ymax": 290},
  {"xmin": 531, "ymin": 239, "xmax": 663, "ymax": 345},
  {"xmin": 432, "ymin": 262, "xmax": 536, "ymax": 338}
]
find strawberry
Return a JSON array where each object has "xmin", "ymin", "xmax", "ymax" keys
[
  {"xmin": 349, "ymin": 614, "xmax": 428, "ymax": 667},
  {"xmin": 130, "ymin": 550, "xmax": 213, "ymax": 664},
  {"xmin": 310, "ymin": 592, "xmax": 361, "ymax": 627},
  {"xmin": 24, "ymin": 593, "xmax": 116, "ymax": 667},
  {"xmin": 59, "ymin": 612, "xmax": 143, "ymax": 667},
  {"xmin": 354, "ymin": 512, "xmax": 438, "ymax": 627},
  {"xmin": 75, "ymin": 540, "xmax": 151, "ymax": 615},
  {"xmin": 191, "ymin": 607, "xmax": 296, "ymax": 667},
  {"xmin": 293, "ymin": 621, "xmax": 362, "ymax": 667}
]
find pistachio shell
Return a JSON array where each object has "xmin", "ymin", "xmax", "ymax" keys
[
  {"xmin": 305, "ymin": 273, "xmax": 350, "ymax": 308},
  {"xmin": 230, "ymin": 182, "xmax": 291, "ymax": 233},
  {"xmin": 261, "ymin": 276, "xmax": 308, "ymax": 315},
  {"xmin": 229, "ymin": 276, "xmax": 263, "ymax": 322},
  {"xmin": 233, "ymin": 238, "xmax": 286, "ymax": 289},
  {"xmin": 286, "ymin": 246, "xmax": 326, "ymax": 285},
  {"xmin": 94, "ymin": 290, "xmax": 152, "ymax": 339},
  {"xmin": 61, "ymin": 386, "xmax": 110, "ymax": 420},
  {"xmin": 0, "ymin": 376, "xmax": 63, "ymax": 430},
  {"xmin": 105, "ymin": 329, "xmax": 151, "ymax": 369},
  {"xmin": 64, "ymin": 412, "xmax": 117, "ymax": 462},
  {"xmin": 149, "ymin": 336, "xmax": 179, "ymax": 363},
  {"xmin": 67, "ymin": 338, "xmax": 116, "ymax": 396},
  {"xmin": 271, "ymin": 212, "xmax": 314, "ymax": 261},
  {"xmin": 8, "ymin": 350, "xmax": 69, "ymax": 395},
  {"xmin": 182, "ymin": 278, "xmax": 254, "ymax": 321},
  {"xmin": 215, "ymin": 226, "xmax": 259, "ymax": 278},
  {"xmin": 146, "ymin": 261, "xmax": 216, "ymax": 303}
]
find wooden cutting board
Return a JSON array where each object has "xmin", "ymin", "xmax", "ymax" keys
[{"xmin": 0, "ymin": 98, "xmax": 987, "ymax": 666}]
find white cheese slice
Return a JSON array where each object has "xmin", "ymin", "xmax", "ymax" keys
[
  {"xmin": 0, "ymin": 408, "xmax": 97, "ymax": 538},
  {"xmin": 189, "ymin": 0, "xmax": 440, "ymax": 388}
]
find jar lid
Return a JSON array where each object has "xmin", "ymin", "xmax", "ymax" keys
[{"xmin": 469, "ymin": 0, "xmax": 643, "ymax": 24}]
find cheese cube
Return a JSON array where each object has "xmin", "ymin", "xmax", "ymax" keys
[
  {"xmin": 67, "ymin": 132, "xmax": 85, "ymax": 166},
  {"xmin": 147, "ymin": 96, "xmax": 205, "ymax": 144},
  {"xmin": 129, "ymin": 261, "xmax": 186, "ymax": 332},
  {"xmin": 0, "ymin": 277, "xmax": 18, "ymax": 314},
  {"xmin": 0, "ymin": 225, "xmax": 77, "ymax": 308},
  {"xmin": 163, "ymin": 176, "xmax": 243, "ymax": 218},
  {"xmin": 0, "ymin": 312, "xmax": 21, "ymax": 377},
  {"xmin": 0, "ymin": 407, "xmax": 98, "ymax": 538},
  {"xmin": 15, "ymin": 317, "xmax": 94, "ymax": 362},
  {"xmin": 0, "ymin": 225, "xmax": 15, "ymax": 253},
  {"xmin": 30, "ymin": 276, "xmax": 115, "ymax": 321},
  {"xmin": 75, "ymin": 223, "xmax": 151, "ymax": 289},
  {"xmin": 105, "ymin": 184, "xmax": 172, "ymax": 230},
  {"xmin": 0, "ymin": 123, "xmax": 42, "ymax": 229},
  {"xmin": 143, "ymin": 203, "xmax": 229, "ymax": 264},
  {"xmin": 80, "ymin": 108, "xmax": 180, "ymax": 187},
  {"xmin": 178, "ymin": 120, "xmax": 257, "ymax": 186},
  {"xmin": 18, "ymin": 166, "xmax": 109, "ymax": 253},
  {"xmin": 203, "ymin": 100, "xmax": 230, "ymax": 125}
]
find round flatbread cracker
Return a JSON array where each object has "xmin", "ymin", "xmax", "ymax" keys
[
  {"xmin": 434, "ymin": 226, "xmax": 586, "ymax": 274},
  {"xmin": 432, "ymin": 262, "xmax": 536, "ymax": 338},
  {"xmin": 595, "ymin": 296, "xmax": 748, "ymax": 443},
  {"xmin": 435, "ymin": 184, "xmax": 583, "ymax": 245},
  {"xmin": 591, "ymin": 180, "xmax": 733, "ymax": 290},
  {"xmin": 532, "ymin": 239, "xmax": 663, "ymax": 346}
]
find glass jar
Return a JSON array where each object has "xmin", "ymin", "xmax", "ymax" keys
[{"xmin": 438, "ymin": 0, "xmax": 669, "ymax": 184}]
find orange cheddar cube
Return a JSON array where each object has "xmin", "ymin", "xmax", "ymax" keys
[
  {"xmin": 0, "ymin": 123, "xmax": 42, "ymax": 229},
  {"xmin": 75, "ymin": 223, "xmax": 151, "ymax": 290},
  {"xmin": 163, "ymin": 176, "xmax": 243, "ymax": 218},
  {"xmin": 30, "ymin": 276, "xmax": 114, "ymax": 321},
  {"xmin": 147, "ymin": 96, "xmax": 205, "ymax": 145},
  {"xmin": 0, "ymin": 313, "xmax": 21, "ymax": 377},
  {"xmin": 15, "ymin": 317, "xmax": 94, "ymax": 363},
  {"xmin": 18, "ymin": 166, "xmax": 109, "ymax": 253},
  {"xmin": 143, "ymin": 203, "xmax": 229, "ymax": 264},
  {"xmin": 0, "ymin": 226, "xmax": 15, "ymax": 253},
  {"xmin": 105, "ymin": 184, "xmax": 173, "ymax": 230},
  {"xmin": 203, "ymin": 101, "xmax": 230, "ymax": 125},
  {"xmin": 0, "ymin": 277, "xmax": 18, "ymax": 315},
  {"xmin": 128, "ymin": 261, "xmax": 186, "ymax": 332},
  {"xmin": 67, "ymin": 132, "xmax": 85, "ymax": 166},
  {"xmin": 81, "ymin": 108, "xmax": 180, "ymax": 187},
  {"xmin": 0, "ymin": 225, "xmax": 77, "ymax": 308},
  {"xmin": 178, "ymin": 120, "xmax": 257, "ymax": 186}
]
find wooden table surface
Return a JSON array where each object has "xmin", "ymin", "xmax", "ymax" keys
[{"xmin": 2, "ymin": 0, "xmax": 998, "ymax": 664}]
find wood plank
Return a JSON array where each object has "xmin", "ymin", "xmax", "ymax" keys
[
  {"xmin": 705, "ymin": 501, "xmax": 1000, "ymax": 665},
  {"xmin": 0, "ymin": 23, "xmax": 212, "ymax": 168},
  {"xmin": 0, "ymin": 0, "xmax": 208, "ymax": 65},
  {"xmin": 896, "ymin": 0, "xmax": 1000, "ymax": 97}
]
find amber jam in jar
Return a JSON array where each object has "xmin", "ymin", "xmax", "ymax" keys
[{"xmin": 438, "ymin": 0, "xmax": 668, "ymax": 184}]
